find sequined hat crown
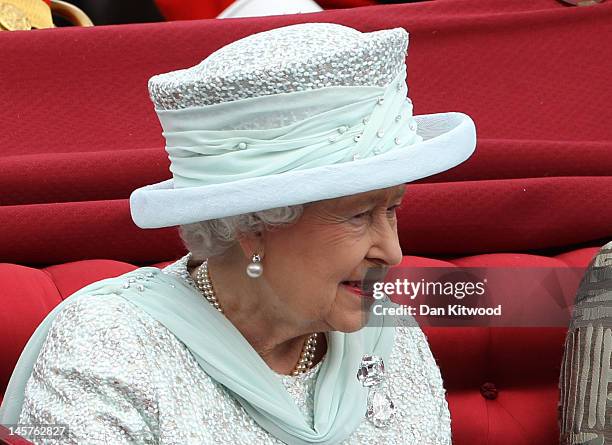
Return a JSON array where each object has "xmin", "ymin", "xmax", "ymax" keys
[{"xmin": 148, "ymin": 23, "xmax": 408, "ymax": 110}]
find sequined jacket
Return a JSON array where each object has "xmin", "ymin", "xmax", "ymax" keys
[{"xmin": 18, "ymin": 256, "xmax": 452, "ymax": 444}]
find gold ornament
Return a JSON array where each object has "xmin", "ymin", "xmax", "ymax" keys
[{"xmin": 0, "ymin": 2, "xmax": 31, "ymax": 31}]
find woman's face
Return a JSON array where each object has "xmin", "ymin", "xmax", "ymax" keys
[{"xmin": 261, "ymin": 184, "xmax": 405, "ymax": 333}]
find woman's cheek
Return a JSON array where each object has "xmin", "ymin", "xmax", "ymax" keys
[{"xmin": 335, "ymin": 223, "xmax": 373, "ymax": 250}]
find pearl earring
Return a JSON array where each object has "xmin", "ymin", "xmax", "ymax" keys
[{"xmin": 246, "ymin": 253, "xmax": 263, "ymax": 278}]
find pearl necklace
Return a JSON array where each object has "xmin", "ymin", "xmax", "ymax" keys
[{"xmin": 194, "ymin": 259, "xmax": 319, "ymax": 376}]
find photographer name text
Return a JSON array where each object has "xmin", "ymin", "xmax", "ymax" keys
[{"xmin": 373, "ymin": 304, "xmax": 503, "ymax": 316}]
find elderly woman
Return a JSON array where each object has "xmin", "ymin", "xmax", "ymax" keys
[{"xmin": 0, "ymin": 23, "xmax": 476, "ymax": 444}]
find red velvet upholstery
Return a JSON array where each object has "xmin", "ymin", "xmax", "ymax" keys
[
  {"xmin": 1, "ymin": 1, "xmax": 610, "ymax": 444},
  {"xmin": 153, "ymin": 0, "xmax": 378, "ymax": 21}
]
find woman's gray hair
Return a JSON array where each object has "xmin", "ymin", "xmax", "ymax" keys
[{"xmin": 179, "ymin": 205, "xmax": 305, "ymax": 261}]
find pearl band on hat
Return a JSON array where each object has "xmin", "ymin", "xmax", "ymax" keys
[{"xmin": 157, "ymin": 66, "xmax": 421, "ymax": 189}]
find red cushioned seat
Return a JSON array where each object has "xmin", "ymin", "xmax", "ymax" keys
[{"xmin": 1, "ymin": 1, "xmax": 611, "ymax": 444}]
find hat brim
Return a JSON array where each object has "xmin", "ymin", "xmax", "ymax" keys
[{"xmin": 130, "ymin": 111, "xmax": 476, "ymax": 229}]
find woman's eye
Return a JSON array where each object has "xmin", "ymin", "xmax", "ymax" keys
[
  {"xmin": 352, "ymin": 211, "xmax": 369, "ymax": 220},
  {"xmin": 386, "ymin": 205, "xmax": 401, "ymax": 218}
]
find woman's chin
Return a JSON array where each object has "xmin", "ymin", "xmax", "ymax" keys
[
  {"xmin": 326, "ymin": 285, "xmax": 375, "ymax": 332},
  {"xmin": 326, "ymin": 315, "xmax": 369, "ymax": 333},
  {"xmin": 338, "ymin": 318, "xmax": 370, "ymax": 333}
]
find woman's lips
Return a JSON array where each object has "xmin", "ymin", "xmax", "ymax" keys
[{"xmin": 340, "ymin": 281, "xmax": 373, "ymax": 299}]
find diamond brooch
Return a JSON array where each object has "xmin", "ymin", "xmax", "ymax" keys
[
  {"xmin": 357, "ymin": 355, "xmax": 396, "ymax": 428},
  {"xmin": 357, "ymin": 355, "xmax": 386, "ymax": 387},
  {"xmin": 367, "ymin": 390, "xmax": 396, "ymax": 428}
]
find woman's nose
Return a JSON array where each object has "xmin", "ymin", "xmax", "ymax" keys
[{"xmin": 367, "ymin": 219, "xmax": 403, "ymax": 267}]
